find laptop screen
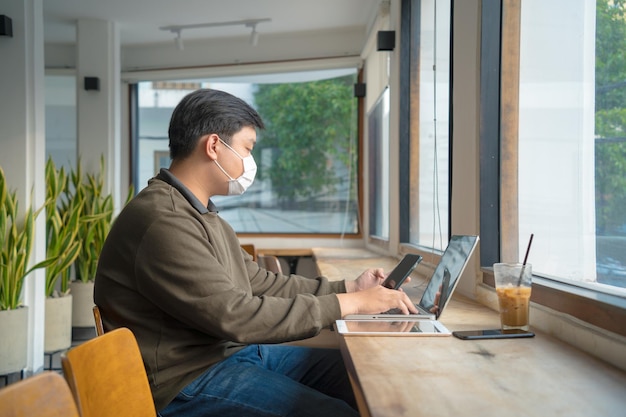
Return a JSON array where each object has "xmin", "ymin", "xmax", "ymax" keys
[{"xmin": 417, "ymin": 235, "xmax": 479, "ymax": 319}]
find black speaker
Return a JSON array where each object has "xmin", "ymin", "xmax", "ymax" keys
[
  {"xmin": 0, "ymin": 15, "xmax": 13, "ymax": 37},
  {"xmin": 84, "ymin": 77, "xmax": 100, "ymax": 91},
  {"xmin": 354, "ymin": 83, "xmax": 366, "ymax": 98},
  {"xmin": 377, "ymin": 30, "xmax": 395, "ymax": 51}
]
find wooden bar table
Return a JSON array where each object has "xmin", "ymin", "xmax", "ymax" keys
[{"xmin": 313, "ymin": 248, "xmax": 626, "ymax": 417}]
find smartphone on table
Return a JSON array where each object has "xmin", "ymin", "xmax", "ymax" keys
[{"xmin": 452, "ymin": 329, "xmax": 535, "ymax": 340}]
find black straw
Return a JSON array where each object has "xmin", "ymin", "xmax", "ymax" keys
[
  {"xmin": 518, "ymin": 234, "xmax": 534, "ymax": 285},
  {"xmin": 522, "ymin": 234, "xmax": 534, "ymax": 266}
]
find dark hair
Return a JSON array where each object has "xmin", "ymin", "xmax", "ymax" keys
[{"xmin": 168, "ymin": 89, "xmax": 264, "ymax": 160}]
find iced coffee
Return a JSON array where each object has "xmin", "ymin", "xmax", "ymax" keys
[
  {"xmin": 496, "ymin": 285, "xmax": 531, "ymax": 331},
  {"xmin": 493, "ymin": 263, "xmax": 532, "ymax": 331}
]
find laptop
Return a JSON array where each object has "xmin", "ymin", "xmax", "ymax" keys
[{"xmin": 345, "ymin": 235, "xmax": 479, "ymax": 320}]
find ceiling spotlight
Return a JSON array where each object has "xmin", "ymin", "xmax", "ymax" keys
[
  {"xmin": 249, "ymin": 23, "xmax": 260, "ymax": 46},
  {"xmin": 174, "ymin": 29, "xmax": 184, "ymax": 50}
]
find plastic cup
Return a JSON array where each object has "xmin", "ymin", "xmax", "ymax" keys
[{"xmin": 493, "ymin": 263, "xmax": 532, "ymax": 331}]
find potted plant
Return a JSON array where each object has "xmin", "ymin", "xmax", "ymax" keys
[
  {"xmin": 0, "ymin": 166, "xmax": 52, "ymax": 374},
  {"xmin": 66, "ymin": 156, "xmax": 133, "ymax": 329},
  {"xmin": 43, "ymin": 158, "xmax": 82, "ymax": 352},
  {"xmin": 68, "ymin": 157, "xmax": 113, "ymax": 328}
]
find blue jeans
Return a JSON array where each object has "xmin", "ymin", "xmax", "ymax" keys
[{"xmin": 158, "ymin": 344, "xmax": 359, "ymax": 417}]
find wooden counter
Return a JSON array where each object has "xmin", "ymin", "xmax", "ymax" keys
[{"xmin": 312, "ymin": 248, "xmax": 626, "ymax": 417}]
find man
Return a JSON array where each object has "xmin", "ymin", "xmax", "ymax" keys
[{"xmin": 94, "ymin": 89, "xmax": 416, "ymax": 417}]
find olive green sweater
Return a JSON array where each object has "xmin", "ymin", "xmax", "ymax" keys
[{"xmin": 94, "ymin": 169, "xmax": 345, "ymax": 411}]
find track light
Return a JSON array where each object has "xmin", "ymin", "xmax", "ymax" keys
[
  {"xmin": 174, "ymin": 29, "xmax": 183, "ymax": 50},
  {"xmin": 248, "ymin": 23, "xmax": 260, "ymax": 46},
  {"xmin": 161, "ymin": 18, "xmax": 271, "ymax": 49}
]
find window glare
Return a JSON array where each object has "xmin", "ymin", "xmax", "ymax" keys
[
  {"xmin": 519, "ymin": 0, "xmax": 626, "ymax": 291},
  {"xmin": 45, "ymin": 75, "xmax": 77, "ymax": 171},
  {"xmin": 369, "ymin": 88, "xmax": 390, "ymax": 240}
]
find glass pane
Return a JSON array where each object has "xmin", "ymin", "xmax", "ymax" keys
[
  {"xmin": 45, "ymin": 74, "xmax": 77, "ymax": 170},
  {"xmin": 135, "ymin": 69, "xmax": 359, "ymax": 234},
  {"xmin": 595, "ymin": 0, "xmax": 626, "ymax": 289},
  {"xmin": 410, "ymin": 0, "xmax": 451, "ymax": 250},
  {"xmin": 368, "ymin": 87, "xmax": 390, "ymax": 240},
  {"xmin": 518, "ymin": 0, "xmax": 626, "ymax": 293}
]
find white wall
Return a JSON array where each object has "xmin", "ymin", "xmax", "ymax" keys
[
  {"xmin": 0, "ymin": 0, "xmax": 47, "ymax": 374},
  {"xmin": 450, "ymin": 0, "xmax": 481, "ymax": 297}
]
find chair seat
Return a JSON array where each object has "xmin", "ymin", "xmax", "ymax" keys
[{"xmin": 0, "ymin": 371, "xmax": 80, "ymax": 417}]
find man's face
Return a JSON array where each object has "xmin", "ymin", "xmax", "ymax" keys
[{"xmin": 216, "ymin": 126, "xmax": 257, "ymax": 180}]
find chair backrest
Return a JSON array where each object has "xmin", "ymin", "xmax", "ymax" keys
[
  {"xmin": 61, "ymin": 327, "xmax": 156, "ymax": 417},
  {"xmin": 93, "ymin": 305, "xmax": 105, "ymax": 336},
  {"xmin": 241, "ymin": 243, "xmax": 257, "ymax": 261},
  {"xmin": 0, "ymin": 371, "xmax": 80, "ymax": 417},
  {"xmin": 259, "ymin": 254, "xmax": 283, "ymax": 274}
]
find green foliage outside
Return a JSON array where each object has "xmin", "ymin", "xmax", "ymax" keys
[
  {"xmin": 596, "ymin": 0, "xmax": 626, "ymax": 234},
  {"xmin": 252, "ymin": 74, "xmax": 358, "ymax": 207}
]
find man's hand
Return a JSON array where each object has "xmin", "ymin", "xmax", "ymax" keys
[
  {"xmin": 345, "ymin": 268, "xmax": 386, "ymax": 293},
  {"xmin": 345, "ymin": 267, "xmax": 412, "ymax": 293},
  {"xmin": 336, "ymin": 285, "xmax": 418, "ymax": 317}
]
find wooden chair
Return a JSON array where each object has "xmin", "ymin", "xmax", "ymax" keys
[
  {"xmin": 61, "ymin": 328, "xmax": 156, "ymax": 417},
  {"xmin": 93, "ymin": 305, "xmax": 104, "ymax": 336},
  {"xmin": 241, "ymin": 243, "xmax": 257, "ymax": 261},
  {"xmin": 259, "ymin": 254, "xmax": 283, "ymax": 274},
  {"xmin": 0, "ymin": 371, "xmax": 80, "ymax": 417}
]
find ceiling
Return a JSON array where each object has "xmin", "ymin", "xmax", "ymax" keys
[{"xmin": 43, "ymin": 0, "xmax": 383, "ymax": 46}]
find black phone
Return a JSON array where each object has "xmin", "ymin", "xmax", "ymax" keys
[
  {"xmin": 452, "ymin": 329, "xmax": 535, "ymax": 340},
  {"xmin": 382, "ymin": 254, "xmax": 423, "ymax": 290}
]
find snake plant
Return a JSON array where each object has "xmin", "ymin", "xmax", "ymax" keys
[{"xmin": 0, "ymin": 166, "xmax": 54, "ymax": 310}]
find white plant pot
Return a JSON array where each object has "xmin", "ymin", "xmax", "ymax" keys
[
  {"xmin": 44, "ymin": 295, "xmax": 73, "ymax": 352},
  {"xmin": 0, "ymin": 307, "xmax": 29, "ymax": 375},
  {"xmin": 70, "ymin": 281, "xmax": 95, "ymax": 327}
]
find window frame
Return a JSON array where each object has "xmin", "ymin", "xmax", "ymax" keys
[
  {"xmin": 399, "ymin": 0, "xmax": 453, "ymax": 252},
  {"xmin": 368, "ymin": 86, "xmax": 391, "ymax": 241},
  {"xmin": 399, "ymin": 0, "xmax": 419, "ymax": 246},
  {"xmin": 126, "ymin": 59, "xmax": 365, "ymax": 239},
  {"xmin": 480, "ymin": 0, "xmax": 626, "ymax": 338}
]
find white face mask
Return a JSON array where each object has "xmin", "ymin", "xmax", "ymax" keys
[{"xmin": 214, "ymin": 138, "xmax": 257, "ymax": 195}]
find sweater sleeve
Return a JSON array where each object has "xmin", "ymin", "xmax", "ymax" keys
[
  {"xmin": 243, "ymin": 253, "xmax": 346, "ymax": 298},
  {"xmin": 134, "ymin": 213, "xmax": 343, "ymax": 344}
]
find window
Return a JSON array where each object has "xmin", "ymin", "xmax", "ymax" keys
[
  {"xmin": 401, "ymin": 0, "xmax": 452, "ymax": 251},
  {"xmin": 45, "ymin": 74, "xmax": 77, "ymax": 170},
  {"xmin": 368, "ymin": 87, "xmax": 390, "ymax": 240},
  {"xmin": 133, "ymin": 68, "xmax": 360, "ymax": 235},
  {"xmin": 481, "ymin": 0, "xmax": 626, "ymax": 338},
  {"xmin": 513, "ymin": 0, "xmax": 626, "ymax": 295}
]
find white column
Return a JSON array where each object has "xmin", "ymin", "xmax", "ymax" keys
[
  {"xmin": 76, "ymin": 19, "xmax": 121, "ymax": 204},
  {"xmin": 0, "ymin": 0, "xmax": 46, "ymax": 374},
  {"xmin": 451, "ymin": 0, "xmax": 480, "ymax": 297}
]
